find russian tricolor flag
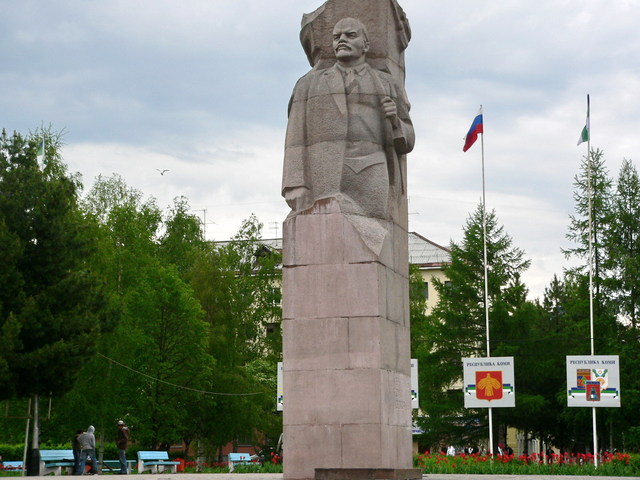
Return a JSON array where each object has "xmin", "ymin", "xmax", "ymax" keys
[{"xmin": 463, "ymin": 108, "xmax": 483, "ymax": 152}]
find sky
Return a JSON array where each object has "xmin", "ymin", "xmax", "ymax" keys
[{"xmin": 2, "ymin": 0, "xmax": 639, "ymax": 300}]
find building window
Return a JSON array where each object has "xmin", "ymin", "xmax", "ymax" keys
[
  {"xmin": 422, "ymin": 282, "xmax": 429, "ymax": 300},
  {"xmin": 266, "ymin": 322, "xmax": 280, "ymax": 335},
  {"xmin": 268, "ymin": 286, "xmax": 281, "ymax": 307}
]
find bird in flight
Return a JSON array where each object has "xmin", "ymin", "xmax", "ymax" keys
[{"xmin": 156, "ymin": 169, "xmax": 169, "ymax": 175}]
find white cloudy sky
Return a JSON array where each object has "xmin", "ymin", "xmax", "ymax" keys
[{"xmin": 2, "ymin": 0, "xmax": 639, "ymax": 300}]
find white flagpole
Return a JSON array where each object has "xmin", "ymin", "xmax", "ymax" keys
[
  {"xmin": 478, "ymin": 105, "xmax": 493, "ymax": 457},
  {"xmin": 584, "ymin": 94, "xmax": 598, "ymax": 468}
]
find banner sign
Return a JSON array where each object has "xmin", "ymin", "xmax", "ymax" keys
[
  {"xmin": 411, "ymin": 358, "xmax": 419, "ymax": 409},
  {"xmin": 463, "ymin": 357, "xmax": 515, "ymax": 408},
  {"xmin": 566, "ymin": 355, "xmax": 620, "ymax": 407},
  {"xmin": 276, "ymin": 362, "xmax": 283, "ymax": 411}
]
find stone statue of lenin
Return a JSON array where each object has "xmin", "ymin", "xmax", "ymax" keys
[{"xmin": 282, "ymin": 17, "xmax": 414, "ymax": 229}]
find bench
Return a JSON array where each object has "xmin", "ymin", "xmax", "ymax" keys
[
  {"xmin": 101, "ymin": 459, "xmax": 136, "ymax": 474},
  {"xmin": 39, "ymin": 449, "xmax": 75, "ymax": 476},
  {"xmin": 137, "ymin": 451, "xmax": 179, "ymax": 474},
  {"xmin": 1, "ymin": 461, "xmax": 24, "ymax": 471},
  {"xmin": 227, "ymin": 452, "xmax": 256, "ymax": 472}
]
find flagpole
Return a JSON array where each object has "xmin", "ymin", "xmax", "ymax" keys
[
  {"xmin": 584, "ymin": 94, "xmax": 598, "ymax": 468},
  {"xmin": 478, "ymin": 104, "xmax": 493, "ymax": 458},
  {"xmin": 463, "ymin": 106, "xmax": 493, "ymax": 457}
]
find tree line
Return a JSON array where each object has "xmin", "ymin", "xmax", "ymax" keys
[
  {"xmin": 412, "ymin": 149, "xmax": 640, "ymax": 454},
  {"xmin": 2, "ymin": 128, "xmax": 639, "ymax": 459},
  {"xmin": 0, "ymin": 129, "xmax": 282, "ymax": 458}
]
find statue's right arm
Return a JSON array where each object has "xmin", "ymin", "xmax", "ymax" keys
[{"xmin": 283, "ymin": 72, "xmax": 315, "ymax": 211}]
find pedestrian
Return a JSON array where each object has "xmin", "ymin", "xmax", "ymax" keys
[
  {"xmin": 72, "ymin": 429, "xmax": 84, "ymax": 475},
  {"xmin": 78, "ymin": 426, "xmax": 99, "ymax": 475},
  {"xmin": 116, "ymin": 420, "xmax": 130, "ymax": 474},
  {"xmin": 546, "ymin": 446, "xmax": 554, "ymax": 463}
]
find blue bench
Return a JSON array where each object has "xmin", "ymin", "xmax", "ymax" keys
[
  {"xmin": 1, "ymin": 461, "xmax": 24, "ymax": 471},
  {"xmin": 39, "ymin": 449, "xmax": 75, "ymax": 476},
  {"xmin": 101, "ymin": 459, "xmax": 136, "ymax": 474},
  {"xmin": 136, "ymin": 451, "xmax": 179, "ymax": 474},
  {"xmin": 227, "ymin": 452, "xmax": 256, "ymax": 472}
]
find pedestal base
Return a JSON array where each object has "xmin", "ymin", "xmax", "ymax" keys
[
  {"xmin": 316, "ymin": 468, "xmax": 423, "ymax": 480},
  {"xmin": 283, "ymin": 199, "xmax": 411, "ymax": 480}
]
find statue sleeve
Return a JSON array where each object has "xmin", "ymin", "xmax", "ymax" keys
[
  {"xmin": 282, "ymin": 78, "xmax": 310, "ymax": 195},
  {"xmin": 390, "ymin": 78, "xmax": 415, "ymax": 155}
]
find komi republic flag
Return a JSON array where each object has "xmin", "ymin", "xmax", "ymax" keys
[
  {"xmin": 577, "ymin": 94, "xmax": 590, "ymax": 145},
  {"xmin": 36, "ymin": 139, "xmax": 45, "ymax": 159}
]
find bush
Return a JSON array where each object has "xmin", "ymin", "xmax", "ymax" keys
[{"xmin": 0, "ymin": 445, "xmax": 24, "ymax": 461}]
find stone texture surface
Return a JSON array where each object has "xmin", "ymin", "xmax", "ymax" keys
[
  {"xmin": 300, "ymin": 0, "xmax": 411, "ymax": 80},
  {"xmin": 282, "ymin": 1, "xmax": 415, "ymax": 249},
  {"xmin": 315, "ymin": 469, "xmax": 422, "ymax": 480},
  {"xmin": 282, "ymin": 2, "xmax": 414, "ymax": 479},
  {"xmin": 283, "ymin": 199, "xmax": 411, "ymax": 480}
]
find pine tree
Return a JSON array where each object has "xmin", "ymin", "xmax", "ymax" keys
[
  {"xmin": 0, "ymin": 129, "xmax": 110, "ymax": 399},
  {"xmin": 564, "ymin": 148, "xmax": 613, "ymax": 300},
  {"xmin": 416, "ymin": 204, "xmax": 530, "ymax": 447},
  {"xmin": 603, "ymin": 159, "xmax": 640, "ymax": 329}
]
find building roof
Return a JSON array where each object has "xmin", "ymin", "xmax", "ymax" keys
[
  {"xmin": 255, "ymin": 232, "xmax": 450, "ymax": 267},
  {"xmin": 408, "ymin": 232, "xmax": 451, "ymax": 267}
]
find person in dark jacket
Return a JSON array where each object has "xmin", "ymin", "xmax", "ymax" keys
[
  {"xmin": 116, "ymin": 421, "xmax": 130, "ymax": 474},
  {"xmin": 72, "ymin": 430, "xmax": 84, "ymax": 475}
]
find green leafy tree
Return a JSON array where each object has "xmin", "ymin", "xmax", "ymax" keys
[
  {"xmin": 159, "ymin": 196, "xmax": 205, "ymax": 276},
  {"xmin": 561, "ymin": 152, "xmax": 640, "ymax": 452},
  {"xmin": 82, "ymin": 174, "xmax": 162, "ymax": 295},
  {"xmin": 564, "ymin": 149, "xmax": 613, "ymax": 301},
  {"xmin": 46, "ymin": 177, "xmax": 212, "ymax": 451},
  {"xmin": 188, "ymin": 215, "xmax": 282, "ymax": 455},
  {"xmin": 415, "ymin": 204, "xmax": 530, "ymax": 449},
  {"xmin": 0, "ymin": 129, "xmax": 110, "ymax": 399},
  {"xmin": 602, "ymin": 159, "xmax": 640, "ymax": 329},
  {"xmin": 599, "ymin": 159, "xmax": 640, "ymax": 451},
  {"xmin": 119, "ymin": 264, "xmax": 210, "ymax": 448}
]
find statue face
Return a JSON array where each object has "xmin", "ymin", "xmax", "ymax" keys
[{"xmin": 332, "ymin": 18, "xmax": 369, "ymax": 64}]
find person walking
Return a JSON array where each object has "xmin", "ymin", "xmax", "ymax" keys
[
  {"xmin": 72, "ymin": 429, "xmax": 84, "ymax": 475},
  {"xmin": 78, "ymin": 426, "xmax": 99, "ymax": 475},
  {"xmin": 116, "ymin": 421, "xmax": 130, "ymax": 474}
]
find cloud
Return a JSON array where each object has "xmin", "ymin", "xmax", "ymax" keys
[{"xmin": 3, "ymin": 0, "xmax": 639, "ymax": 301}]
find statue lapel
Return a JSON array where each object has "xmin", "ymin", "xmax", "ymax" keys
[{"xmin": 323, "ymin": 66, "xmax": 347, "ymax": 117}]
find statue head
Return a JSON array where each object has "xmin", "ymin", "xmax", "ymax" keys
[{"xmin": 332, "ymin": 18, "xmax": 370, "ymax": 67}]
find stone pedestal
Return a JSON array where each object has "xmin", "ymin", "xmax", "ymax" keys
[
  {"xmin": 316, "ymin": 468, "xmax": 422, "ymax": 480},
  {"xmin": 282, "ymin": 199, "xmax": 412, "ymax": 480}
]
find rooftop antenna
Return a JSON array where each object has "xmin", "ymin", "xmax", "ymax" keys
[
  {"xmin": 271, "ymin": 222, "xmax": 280, "ymax": 247},
  {"xmin": 192, "ymin": 209, "xmax": 216, "ymax": 240}
]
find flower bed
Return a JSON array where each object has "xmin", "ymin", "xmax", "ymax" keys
[
  {"xmin": 176, "ymin": 454, "xmax": 283, "ymax": 474},
  {"xmin": 415, "ymin": 451, "xmax": 640, "ymax": 476}
]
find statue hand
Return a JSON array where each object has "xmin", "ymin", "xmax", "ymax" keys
[
  {"xmin": 380, "ymin": 96, "xmax": 399, "ymax": 128},
  {"xmin": 284, "ymin": 187, "xmax": 311, "ymax": 211}
]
